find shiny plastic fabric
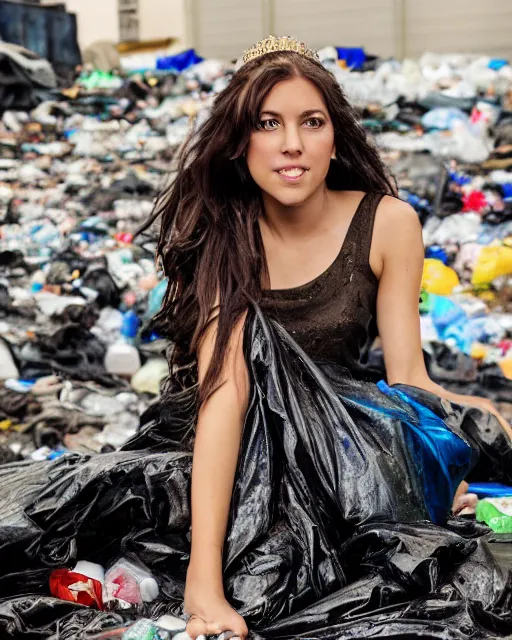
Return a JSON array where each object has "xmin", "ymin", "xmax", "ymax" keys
[{"xmin": 1, "ymin": 309, "xmax": 512, "ymax": 638}]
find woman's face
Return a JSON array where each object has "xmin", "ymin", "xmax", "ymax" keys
[{"xmin": 246, "ymin": 76, "xmax": 335, "ymax": 208}]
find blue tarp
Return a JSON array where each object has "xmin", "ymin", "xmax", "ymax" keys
[
  {"xmin": 489, "ymin": 58, "xmax": 509, "ymax": 71},
  {"xmin": 336, "ymin": 47, "xmax": 367, "ymax": 70},
  {"xmin": 469, "ymin": 482, "xmax": 512, "ymax": 498},
  {"xmin": 156, "ymin": 49, "xmax": 204, "ymax": 72}
]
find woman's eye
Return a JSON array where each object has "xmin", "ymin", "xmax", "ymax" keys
[
  {"xmin": 259, "ymin": 119, "xmax": 279, "ymax": 130},
  {"xmin": 304, "ymin": 118, "xmax": 324, "ymax": 128}
]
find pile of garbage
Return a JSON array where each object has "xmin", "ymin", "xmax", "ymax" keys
[
  {"xmin": 47, "ymin": 558, "xmax": 190, "ymax": 639},
  {"xmin": 0, "ymin": 56, "xmax": 228, "ymax": 464},
  {"xmin": 1, "ymin": 45, "xmax": 512, "ymax": 461}
]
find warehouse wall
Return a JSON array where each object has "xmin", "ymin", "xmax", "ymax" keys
[
  {"xmin": 405, "ymin": 0, "xmax": 512, "ymax": 60},
  {"xmin": 273, "ymin": 0, "xmax": 399, "ymax": 58},
  {"xmin": 42, "ymin": 0, "xmax": 512, "ymax": 61},
  {"xmin": 42, "ymin": 0, "xmax": 188, "ymax": 50},
  {"xmin": 190, "ymin": 0, "xmax": 512, "ymax": 61},
  {"xmin": 138, "ymin": 0, "xmax": 187, "ymax": 44},
  {"xmin": 190, "ymin": 0, "xmax": 267, "ymax": 62}
]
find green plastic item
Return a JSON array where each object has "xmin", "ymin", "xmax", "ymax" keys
[
  {"xmin": 79, "ymin": 71, "xmax": 122, "ymax": 91},
  {"xmin": 419, "ymin": 289, "xmax": 431, "ymax": 314},
  {"xmin": 122, "ymin": 619, "xmax": 164, "ymax": 640},
  {"xmin": 476, "ymin": 498, "xmax": 512, "ymax": 534},
  {"xmin": 362, "ymin": 119, "xmax": 383, "ymax": 133}
]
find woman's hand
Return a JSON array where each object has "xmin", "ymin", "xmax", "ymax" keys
[
  {"xmin": 184, "ymin": 575, "xmax": 248, "ymax": 640},
  {"xmin": 452, "ymin": 480, "xmax": 478, "ymax": 515}
]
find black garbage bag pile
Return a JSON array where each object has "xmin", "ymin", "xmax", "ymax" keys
[
  {"xmin": 0, "ymin": 42, "xmax": 56, "ymax": 113},
  {"xmin": 1, "ymin": 310, "xmax": 512, "ymax": 638}
]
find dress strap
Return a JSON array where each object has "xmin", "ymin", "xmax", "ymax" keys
[{"xmin": 345, "ymin": 192, "xmax": 385, "ymax": 266}]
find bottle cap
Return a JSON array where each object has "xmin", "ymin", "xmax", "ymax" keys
[{"xmin": 139, "ymin": 577, "xmax": 159, "ymax": 602}]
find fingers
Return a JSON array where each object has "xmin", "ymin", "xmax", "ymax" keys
[
  {"xmin": 206, "ymin": 620, "xmax": 223, "ymax": 636},
  {"xmin": 458, "ymin": 493, "xmax": 478, "ymax": 511},
  {"xmin": 219, "ymin": 632, "xmax": 247, "ymax": 640},
  {"xmin": 454, "ymin": 480, "xmax": 469, "ymax": 499},
  {"xmin": 186, "ymin": 615, "xmax": 247, "ymax": 640},
  {"xmin": 187, "ymin": 616, "xmax": 207, "ymax": 640},
  {"xmin": 233, "ymin": 619, "xmax": 249, "ymax": 640},
  {"xmin": 452, "ymin": 492, "xmax": 478, "ymax": 515}
]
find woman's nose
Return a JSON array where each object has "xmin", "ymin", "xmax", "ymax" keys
[{"xmin": 281, "ymin": 125, "xmax": 303, "ymax": 155}]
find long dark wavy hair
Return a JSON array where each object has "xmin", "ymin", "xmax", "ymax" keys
[{"xmin": 141, "ymin": 50, "xmax": 397, "ymax": 401}]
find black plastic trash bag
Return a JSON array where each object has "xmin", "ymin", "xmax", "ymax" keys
[
  {"xmin": 18, "ymin": 324, "xmax": 119, "ymax": 387},
  {"xmin": 0, "ymin": 308, "xmax": 512, "ymax": 638}
]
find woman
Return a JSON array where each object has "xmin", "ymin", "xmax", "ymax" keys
[
  {"xmin": 1, "ymin": 37, "xmax": 512, "ymax": 640},
  {"xmin": 142, "ymin": 37, "xmax": 512, "ymax": 639}
]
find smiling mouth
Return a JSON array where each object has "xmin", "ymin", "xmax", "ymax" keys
[{"xmin": 277, "ymin": 168, "xmax": 308, "ymax": 179}]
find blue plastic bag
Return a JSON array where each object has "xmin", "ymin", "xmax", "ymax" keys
[
  {"xmin": 335, "ymin": 47, "xmax": 366, "ymax": 70},
  {"xmin": 156, "ymin": 49, "xmax": 203, "ymax": 72},
  {"xmin": 468, "ymin": 482, "xmax": 512, "ymax": 498}
]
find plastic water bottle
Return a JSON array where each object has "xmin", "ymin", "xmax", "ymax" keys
[
  {"xmin": 31, "ymin": 223, "xmax": 60, "ymax": 246},
  {"xmin": 30, "ymin": 270, "xmax": 46, "ymax": 293},
  {"xmin": 104, "ymin": 310, "xmax": 141, "ymax": 377}
]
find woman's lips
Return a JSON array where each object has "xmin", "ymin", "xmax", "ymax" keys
[{"xmin": 276, "ymin": 167, "xmax": 308, "ymax": 182}]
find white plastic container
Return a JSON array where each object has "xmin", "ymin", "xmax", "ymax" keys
[
  {"xmin": 0, "ymin": 340, "xmax": 19, "ymax": 380},
  {"xmin": 104, "ymin": 343, "xmax": 141, "ymax": 377}
]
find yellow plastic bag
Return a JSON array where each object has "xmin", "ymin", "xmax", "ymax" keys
[
  {"xmin": 421, "ymin": 259, "xmax": 460, "ymax": 295},
  {"xmin": 472, "ymin": 244, "xmax": 512, "ymax": 286},
  {"xmin": 499, "ymin": 359, "xmax": 512, "ymax": 380}
]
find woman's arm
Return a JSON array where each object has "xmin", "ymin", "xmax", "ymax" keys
[
  {"xmin": 374, "ymin": 196, "xmax": 512, "ymax": 439},
  {"xmin": 185, "ymin": 312, "xmax": 249, "ymax": 640}
]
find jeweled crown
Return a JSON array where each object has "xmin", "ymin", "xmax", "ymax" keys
[{"xmin": 241, "ymin": 35, "xmax": 319, "ymax": 66}]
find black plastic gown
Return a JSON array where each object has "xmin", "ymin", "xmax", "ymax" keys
[{"xmin": 1, "ymin": 309, "xmax": 512, "ymax": 639}]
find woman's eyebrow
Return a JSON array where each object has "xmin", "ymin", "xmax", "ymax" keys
[
  {"xmin": 302, "ymin": 109, "xmax": 327, "ymax": 117},
  {"xmin": 259, "ymin": 109, "xmax": 328, "ymax": 117}
]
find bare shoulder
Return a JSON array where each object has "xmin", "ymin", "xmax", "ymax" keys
[
  {"xmin": 374, "ymin": 195, "xmax": 422, "ymax": 245},
  {"xmin": 369, "ymin": 196, "xmax": 423, "ymax": 277},
  {"xmin": 375, "ymin": 195, "xmax": 421, "ymax": 228}
]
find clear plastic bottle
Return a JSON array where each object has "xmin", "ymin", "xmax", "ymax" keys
[
  {"xmin": 105, "ymin": 558, "xmax": 159, "ymax": 604},
  {"xmin": 30, "ymin": 270, "xmax": 46, "ymax": 293},
  {"xmin": 104, "ymin": 310, "xmax": 141, "ymax": 377}
]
